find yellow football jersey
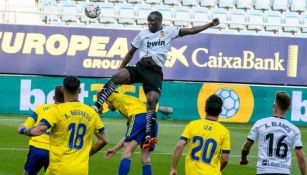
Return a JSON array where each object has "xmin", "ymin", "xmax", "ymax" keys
[
  {"xmin": 24, "ymin": 104, "xmax": 54, "ymax": 150},
  {"xmin": 181, "ymin": 119, "xmax": 231, "ymax": 175},
  {"xmin": 41, "ymin": 101, "xmax": 104, "ymax": 175},
  {"xmin": 107, "ymin": 93, "xmax": 147, "ymax": 121}
]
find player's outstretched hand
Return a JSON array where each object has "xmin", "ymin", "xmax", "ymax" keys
[
  {"xmin": 104, "ymin": 148, "xmax": 116, "ymax": 160},
  {"xmin": 211, "ymin": 18, "xmax": 220, "ymax": 27},
  {"xmin": 169, "ymin": 169, "xmax": 177, "ymax": 175},
  {"xmin": 240, "ymin": 159, "xmax": 249, "ymax": 165},
  {"xmin": 17, "ymin": 124, "xmax": 26, "ymax": 134}
]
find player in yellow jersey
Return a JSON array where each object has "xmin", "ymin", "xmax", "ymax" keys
[
  {"xmin": 18, "ymin": 76, "xmax": 108, "ymax": 175},
  {"xmin": 17, "ymin": 86, "xmax": 64, "ymax": 175},
  {"xmin": 102, "ymin": 91, "xmax": 158, "ymax": 175},
  {"xmin": 169, "ymin": 94, "xmax": 230, "ymax": 175}
]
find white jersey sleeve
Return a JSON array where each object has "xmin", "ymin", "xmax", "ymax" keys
[
  {"xmin": 166, "ymin": 26, "xmax": 181, "ymax": 40},
  {"xmin": 131, "ymin": 32, "xmax": 141, "ymax": 49},
  {"xmin": 293, "ymin": 129, "xmax": 303, "ymax": 149},
  {"xmin": 247, "ymin": 121, "xmax": 259, "ymax": 141}
]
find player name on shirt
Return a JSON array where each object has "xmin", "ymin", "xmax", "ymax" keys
[
  {"xmin": 264, "ymin": 121, "xmax": 291, "ymax": 133},
  {"xmin": 64, "ymin": 110, "xmax": 91, "ymax": 121}
]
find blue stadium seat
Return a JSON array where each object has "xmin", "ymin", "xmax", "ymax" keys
[
  {"xmin": 59, "ymin": 1, "xmax": 78, "ymax": 22},
  {"xmin": 247, "ymin": 10, "xmax": 264, "ymax": 31},
  {"xmin": 182, "ymin": 0, "xmax": 199, "ymax": 6},
  {"xmin": 236, "ymin": 0, "xmax": 253, "ymax": 10},
  {"xmin": 302, "ymin": 13, "xmax": 307, "ymax": 33},
  {"xmin": 117, "ymin": 3, "xmax": 135, "ymax": 25},
  {"xmin": 135, "ymin": 4, "xmax": 152, "ymax": 25},
  {"xmin": 41, "ymin": 0, "xmax": 59, "ymax": 22},
  {"xmin": 211, "ymin": 8, "xmax": 228, "ymax": 29},
  {"xmin": 201, "ymin": 28, "xmax": 221, "ymax": 34},
  {"xmin": 125, "ymin": 24, "xmax": 144, "ymax": 30},
  {"xmin": 154, "ymin": 5, "xmax": 173, "ymax": 25},
  {"xmin": 164, "ymin": 0, "xmax": 180, "ymax": 6},
  {"xmin": 107, "ymin": 23, "xmax": 124, "ymax": 29},
  {"xmin": 98, "ymin": 3, "xmax": 116, "ymax": 24},
  {"xmin": 257, "ymin": 30, "xmax": 275, "ymax": 36},
  {"xmin": 283, "ymin": 12, "xmax": 300, "ymax": 33},
  {"xmin": 89, "ymin": 23, "xmax": 106, "ymax": 28},
  {"xmin": 240, "ymin": 30, "xmax": 257, "ymax": 35},
  {"xmin": 108, "ymin": 0, "xmax": 125, "ymax": 3},
  {"xmin": 127, "ymin": 0, "xmax": 143, "ymax": 3},
  {"xmin": 218, "ymin": 0, "xmax": 235, "ymax": 9},
  {"xmin": 255, "ymin": 0, "xmax": 271, "ymax": 11},
  {"xmin": 272, "ymin": 0, "xmax": 288, "ymax": 12},
  {"xmin": 223, "ymin": 29, "xmax": 239, "ymax": 35},
  {"xmin": 191, "ymin": 7, "xmax": 210, "ymax": 26},
  {"xmin": 50, "ymin": 21, "xmax": 66, "ymax": 26},
  {"xmin": 145, "ymin": 0, "xmax": 162, "ymax": 4},
  {"xmin": 173, "ymin": 6, "xmax": 190, "ymax": 26},
  {"xmin": 69, "ymin": 22, "xmax": 87, "ymax": 27},
  {"xmin": 265, "ymin": 11, "xmax": 282, "ymax": 32},
  {"xmin": 200, "ymin": 0, "xmax": 217, "ymax": 8},
  {"xmin": 228, "ymin": 9, "xmax": 246, "ymax": 30},
  {"xmin": 290, "ymin": 0, "xmax": 306, "ymax": 12}
]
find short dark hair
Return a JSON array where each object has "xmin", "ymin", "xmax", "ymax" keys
[
  {"xmin": 205, "ymin": 94, "xmax": 223, "ymax": 117},
  {"xmin": 275, "ymin": 91, "xmax": 291, "ymax": 112},
  {"xmin": 149, "ymin": 11, "xmax": 163, "ymax": 21},
  {"xmin": 63, "ymin": 76, "xmax": 80, "ymax": 94},
  {"xmin": 54, "ymin": 86, "xmax": 64, "ymax": 103}
]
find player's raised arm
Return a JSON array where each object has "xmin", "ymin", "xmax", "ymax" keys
[
  {"xmin": 118, "ymin": 46, "xmax": 137, "ymax": 70},
  {"xmin": 179, "ymin": 18, "xmax": 220, "ymax": 37}
]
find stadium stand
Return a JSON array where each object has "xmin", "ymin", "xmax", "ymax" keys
[{"xmin": 0, "ymin": 0, "xmax": 307, "ymax": 37}]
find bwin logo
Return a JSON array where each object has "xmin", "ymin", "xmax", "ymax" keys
[
  {"xmin": 147, "ymin": 39, "xmax": 165, "ymax": 47},
  {"xmin": 165, "ymin": 46, "xmax": 189, "ymax": 67}
]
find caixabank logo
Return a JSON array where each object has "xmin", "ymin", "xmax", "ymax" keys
[
  {"xmin": 164, "ymin": 45, "xmax": 299, "ymax": 78},
  {"xmin": 197, "ymin": 84, "xmax": 254, "ymax": 123}
]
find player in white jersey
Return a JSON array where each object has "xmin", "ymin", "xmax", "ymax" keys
[
  {"xmin": 93, "ymin": 11, "xmax": 220, "ymax": 149},
  {"xmin": 240, "ymin": 91, "xmax": 306, "ymax": 175}
]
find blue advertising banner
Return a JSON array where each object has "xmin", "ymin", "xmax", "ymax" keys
[{"xmin": 0, "ymin": 24, "xmax": 306, "ymax": 85}]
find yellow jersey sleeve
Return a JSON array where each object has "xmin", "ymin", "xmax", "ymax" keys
[
  {"xmin": 24, "ymin": 116, "xmax": 36, "ymax": 128},
  {"xmin": 180, "ymin": 122, "xmax": 193, "ymax": 142},
  {"xmin": 94, "ymin": 114, "xmax": 105, "ymax": 134},
  {"xmin": 40, "ymin": 106, "xmax": 59, "ymax": 129},
  {"xmin": 221, "ymin": 129, "xmax": 231, "ymax": 153}
]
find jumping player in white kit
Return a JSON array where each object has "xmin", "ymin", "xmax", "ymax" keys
[{"xmin": 240, "ymin": 91, "xmax": 306, "ymax": 175}]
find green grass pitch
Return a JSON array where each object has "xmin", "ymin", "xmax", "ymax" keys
[{"xmin": 0, "ymin": 115, "xmax": 306, "ymax": 175}]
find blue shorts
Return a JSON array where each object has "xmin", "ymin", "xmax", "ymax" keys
[
  {"xmin": 125, "ymin": 113, "xmax": 158, "ymax": 151},
  {"xmin": 24, "ymin": 146, "xmax": 49, "ymax": 175}
]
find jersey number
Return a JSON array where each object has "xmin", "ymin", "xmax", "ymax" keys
[
  {"xmin": 190, "ymin": 136, "xmax": 217, "ymax": 164},
  {"xmin": 68, "ymin": 123, "xmax": 86, "ymax": 149},
  {"xmin": 265, "ymin": 133, "xmax": 288, "ymax": 158}
]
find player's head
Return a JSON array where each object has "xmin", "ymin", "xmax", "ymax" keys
[
  {"xmin": 147, "ymin": 11, "xmax": 163, "ymax": 33},
  {"xmin": 53, "ymin": 86, "xmax": 64, "ymax": 104},
  {"xmin": 63, "ymin": 75, "xmax": 80, "ymax": 95},
  {"xmin": 205, "ymin": 94, "xmax": 223, "ymax": 117},
  {"xmin": 274, "ymin": 91, "xmax": 291, "ymax": 113}
]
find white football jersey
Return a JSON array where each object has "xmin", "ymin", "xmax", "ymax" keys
[
  {"xmin": 247, "ymin": 116, "xmax": 303, "ymax": 174},
  {"xmin": 131, "ymin": 26, "xmax": 180, "ymax": 67}
]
